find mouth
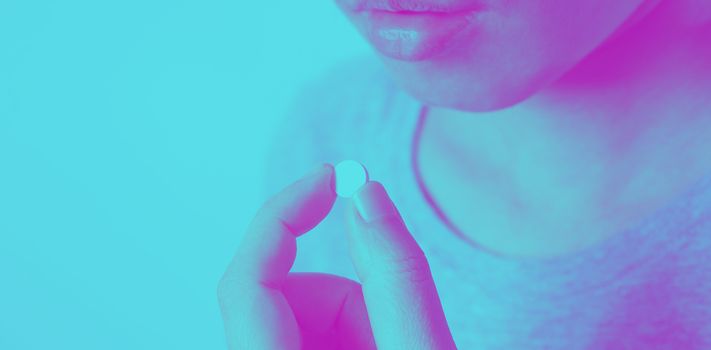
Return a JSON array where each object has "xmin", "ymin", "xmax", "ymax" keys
[
  {"xmin": 340, "ymin": 1, "xmax": 485, "ymax": 61},
  {"xmin": 351, "ymin": 0, "xmax": 482, "ymax": 14}
]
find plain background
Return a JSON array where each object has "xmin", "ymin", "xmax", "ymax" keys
[{"xmin": 0, "ymin": 0, "xmax": 368, "ymax": 348}]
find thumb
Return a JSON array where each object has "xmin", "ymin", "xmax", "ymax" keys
[
  {"xmin": 345, "ymin": 181, "xmax": 429, "ymax": 284},
  {"xmin": 345, "ymin": 181, "xmax": 456, "ymax": 350}
]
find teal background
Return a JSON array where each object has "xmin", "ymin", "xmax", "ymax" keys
[{"xmin": 0, "ymin": 1, "xmax": 367, "ymax": 348}]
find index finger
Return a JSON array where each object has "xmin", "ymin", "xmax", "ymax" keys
[
  {"xmin": 217, "ymin": 163, "xmax": 337, "ymax": 349},
  {"xmin": 225, "ymin": 163, "xmax": 336, "ymax": 286}
]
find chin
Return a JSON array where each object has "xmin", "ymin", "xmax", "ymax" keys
[
  {"xmin": 389, "ymin": 70, "xmax": 544, "ymax": 112},
  {"xmin": 378, "ymin": 52, "xmax": 562, "ymax": 113}
]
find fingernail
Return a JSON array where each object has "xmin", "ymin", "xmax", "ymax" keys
[
  {"xmin": 306, "ymin": 163, "xmax": 335, "ymax": 194},
  {"xmin": 353, "ymin": 182, "xmax": 398, "ymax": 223},
  {"xmin": 306, "ymin": 163, "xmax": 328, "ymax": 177}
]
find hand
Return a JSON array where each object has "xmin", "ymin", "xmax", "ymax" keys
[{"xmin": 218, "ymin": 164, "xmax": 456, "ymax": 349}]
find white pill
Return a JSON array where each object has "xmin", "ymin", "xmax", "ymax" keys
[{"xmin": 334, "ymin": 160, "xmax": 369, "ymax": 198}]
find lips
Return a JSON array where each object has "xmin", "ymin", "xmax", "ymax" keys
[
  {"xmin": 352, "ymin": 0, "xmax": 482, "ymax": 13},
  {"xmin": 340, "ymin": 0, "xmax": 483, "ymax": 13},
  {"xmin": 337, "ymin": 0, "xmax": 485, "ymax": 61}
]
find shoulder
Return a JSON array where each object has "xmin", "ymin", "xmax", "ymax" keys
[{"xmin": 261, "ymin": 55, "xmax": 402, "ymax": 195}]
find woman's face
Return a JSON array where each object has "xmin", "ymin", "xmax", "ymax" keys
[{"xmin": 334, "ymin": 0, "xmax": 656, "ymax": 111}]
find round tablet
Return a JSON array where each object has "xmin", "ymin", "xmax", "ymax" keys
[{"xmin": 334, "ymin": 160, "xmax": 369, "ymax": 198}]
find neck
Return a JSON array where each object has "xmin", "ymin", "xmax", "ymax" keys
[
  {"xmin": 420, "ymin": 6, "xmax": 711, "ymax": 257},
  {"xmin": 431, "ymin": 3, "xmax": 711, "ymax": 175}
]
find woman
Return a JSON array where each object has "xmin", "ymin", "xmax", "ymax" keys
[{"xmin": 219, "ymin": 0, "xmax": 711, "ymax": 348}]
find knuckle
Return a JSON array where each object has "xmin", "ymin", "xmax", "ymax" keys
[
  {"xmin": 369, "ymin": 249, "xmax": 433, "ymax": 286},
  {"xmin": 216, "ymin": 276, "xmax": 234, "ymax": 300},
  {"xmin": 389, "ymin": 252, "xmax": 432, "ymax": 282},
  {"xmin": 217, "ymin": 277, "xmax": 251, "ymax": 313},
  {"xmin": 344, "ymin": 278, "xmax": 364, "ymax": 297},
  {"xmin": 217, "ymin": 274, "xmax": 247, "ymax": 301}
]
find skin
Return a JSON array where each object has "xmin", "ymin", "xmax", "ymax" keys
[
  {"xmin": 335, "ymin": 0, "xmax": 711, "ymax": 257},
  {"xmin": 218, "ymin": 166, "xmax": 456, "ymax": 349},
  {"xmin": 219, "ymin": 0, "xmax": 711, "ymax": 348},
  {"xmin": 334, "ymin": 0, "xmax": 668, "ymax": 111}
]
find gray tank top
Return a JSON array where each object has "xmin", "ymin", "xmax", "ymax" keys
[{"xmin": 262, "ymin": 56, "xmax": 711, "ymax": 349}]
